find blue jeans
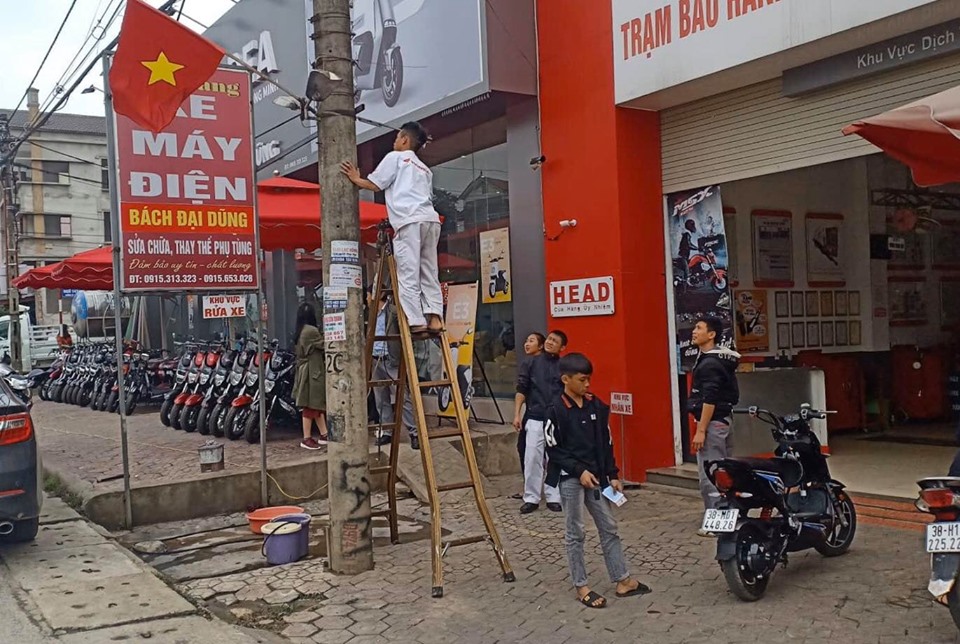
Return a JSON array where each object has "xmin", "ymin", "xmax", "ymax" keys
[{"xmin": 558, "ymin": 477, "xmax": 629, "ymax": 588}]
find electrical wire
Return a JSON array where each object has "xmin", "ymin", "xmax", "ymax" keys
[
  {"xmin": 24, "ymin": 141, "xmax": 102, "ymax": 167},
  {"xmin": 10, "ymin": 0, "xmax": 81, "ymax": 116},
  {"xmin": 11, "ymin": 163, "xmax": 105, "ymax": 188}
]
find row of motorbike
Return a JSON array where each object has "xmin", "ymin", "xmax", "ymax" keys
[
  {"xmin": 702, "ymin": 403, "xmax": 960, "ymax": 632},
  {"xmin": 30, "ymin": 336, "xmax": 301, "ymax": 444}
]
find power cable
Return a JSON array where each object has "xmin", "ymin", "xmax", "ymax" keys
[
  {"xmin": 10, "ymin": 0, "xmax": 81, "ymax": 116},
  {"xmin": 24, "ymin": 141, "xmax": 101, "ymax": 167},
  {"xmin": 11, "ymin": 163, "xmax": 105, "ymax": 188}
]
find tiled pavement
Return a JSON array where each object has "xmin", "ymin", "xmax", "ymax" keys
[{"xmin": 175, "ymin": 483, "xmax": 960, "ymax": 644}]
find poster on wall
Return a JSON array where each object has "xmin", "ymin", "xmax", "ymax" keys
[
  {"xmin": 734, "ymin": 290, "xmax": 769, "ymax": 353},
  {"xmin": 666, "ymin": 185, "xmax": 733, "ymax": 371},
  {"xmin": 806, "ymin": 213, "xmax": 845, "ymax": 286},
  {"xmin": 438, "ymin": 282, "xmax": 478, "ymax": 418},
  {"xmin": 752, "ymin": 210, "xmax": 794, "ymax": 287},
  {"xmin": 479, "ymin": 228, "xmax": 512, "ymax": 304}
]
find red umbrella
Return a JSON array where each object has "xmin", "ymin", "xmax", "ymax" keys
[
  {"xmin": 13, "ymin": 263, "xmax": 58, "ymax": 289},
  {"xmin": 51, "ymin": 247, "xmax": 113, "ymax": 281},
  {"xmin": 14, "ymin": 260, "xmax": 113, "ymax": 291},
  {"xmin": 843, "ymin": 86, "xmax": 960, "ymax": 187},
  {"xmin": 257, "ymin": 177, "xmax": 387, "ymax": 252}
]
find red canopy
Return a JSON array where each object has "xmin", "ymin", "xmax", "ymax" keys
[
  {"xmin": 843, "ymin": 86, "xmax": 960, "ymax": 187},
  {"xmin": 257, "ymin": 177, "xmax": 387, "ymax": 252},
  {"xmin": 14, "ymin": 260, "xmax": 113, "ymax": 291}
]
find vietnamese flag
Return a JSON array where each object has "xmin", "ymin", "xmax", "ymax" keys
[{"xmin": 108, "ymin": 0, "xmax": 224, "ymax": 132}]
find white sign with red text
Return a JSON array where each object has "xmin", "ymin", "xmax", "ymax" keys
[
  {"xmin": 612, "ymin": 0, "xmax": 938, "ymax": 104},
  {"xmin": 550, "ymin": 277, "xmax": 615, "ymax": 318},
  {"xmin": 202, "ymin": 295, "xmax": 246, "ymax": 319},
  {"xmin": 611, "ymin": 392, "xmax": 634, "ymax": 415}
]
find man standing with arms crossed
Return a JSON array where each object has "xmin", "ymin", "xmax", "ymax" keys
[{"xmin": 688, "ymin": 316, "xmax": 740, "ymax": 536}]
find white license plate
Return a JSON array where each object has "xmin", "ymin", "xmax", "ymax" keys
[
  {"xmin": 926, "ymin": 522, "xmax": 960, "ymax": 553},
  {"xmin": 702, "ymin": 509, "xmax": 739, "ymax": 533}
]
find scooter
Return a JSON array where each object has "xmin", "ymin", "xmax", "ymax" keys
[
  {"xmin": 209, "ymin": 344, "xmax": 258, "ymax": 438},
  {"xmin": 169, "ymin": 347, "xmax": 209, "ymax": 430},
  {"xmin": 179, "ymin": 344, "xmax": 224, "ymax": 433},
  {"xmin": 352, "ymin": 0, "xmax": 403, "ymax": 108},
  {"xmin": 224, "ymin": 343, "xmax": 274, "ymax": 441},
  {"xmin": 159, "ymin": 344, "xmax": 200, "ymax": 427},
  {"xmin": 242, "ymin": 348, "xmax": 297, "ymax": 444},
  {"xmin": 704, "ymin": 404, "xmax": 857, "ymax": 601},
  {"xmin": 438, "ymin": 330, "xmax": 473, "ymax": 413},
  {"xmin": 916, "ymin": 477, "xmax": 960, "ymax": 630},
  {"xmin": 487, "ymin": 257, "xmax": 509, "ymax": 299}
]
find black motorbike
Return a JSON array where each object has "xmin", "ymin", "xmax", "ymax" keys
[
  {"xmin": 704, "ymin": 404, "xmax": 857, "ymax": 601},
  {"xmin": 241, "ymin": 348, "xmax": 297, "ymax": 444},
  {"xmin": 159, "ymin": 344, "xmax": 199, "ymax": 427},
  {"xmin": 209, "ymin": 344, "xmax": 257, "ymax": 438},
  {"xmin": 192, "ymin": 346, "xmax": 237, "ymax": 435},
  {"xmin": 916, "ymin": 477, "xmax": 960, "ymax": 629}
]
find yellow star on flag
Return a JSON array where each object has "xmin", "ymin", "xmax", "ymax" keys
[{"xmin": 141, "ymin": 52, "xmax": 185, "ymax": 86}]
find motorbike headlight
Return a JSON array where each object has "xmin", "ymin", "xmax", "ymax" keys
[
  {"xmin": 188, "ymin": 373, "xmax": 198, "ymax": 383},
  {"xmin": 265, "ymin": 379, "xmax": 275, "ymax": 393},
  {"xmin": 230, "ymin": 372, "xmax": 242, "ymax": 385},
  {"xmin": 200, "ymin": 374, "xmax": 209, "ymax": 384},
  {"xmin": 215, "ymin": 374, "xmax": 225, "ymax": 386},
  {"xmin": 245, "ymin": 373, "xmax": 257, "ymax": 387}
]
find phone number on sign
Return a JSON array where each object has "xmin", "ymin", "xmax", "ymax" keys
[
  {"xmin": 203, "ymin": 274, "xmax": 255, "ymax": 285},
  {"xmin": 137, "ymin": 274, "xmax": 198, "ymax": 285}
]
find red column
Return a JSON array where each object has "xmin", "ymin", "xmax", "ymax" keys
[{"xmin": 536, "ymin": 0, "xmax": 675, "ymax": 480}]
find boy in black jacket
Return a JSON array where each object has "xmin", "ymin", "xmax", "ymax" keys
[{"xmin": 545, "ymin": 353, "xmax": 650, "ymax": 608}]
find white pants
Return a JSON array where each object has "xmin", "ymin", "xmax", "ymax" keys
[
  {"xmin": 523, "ymin": 419, "xmax": 561, "ymax": 505},
  {"xmin": 393, "ymin": 221, "xmax": 443, "ymax": 327}
]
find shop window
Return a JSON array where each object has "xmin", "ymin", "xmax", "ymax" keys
[
  {"xmin": 432, "ymin": 143, "xmax": 515, "ymax": 399},
  {"xmin": 100, "ymin": 158, "xmax": 110, "ymax": 191}
]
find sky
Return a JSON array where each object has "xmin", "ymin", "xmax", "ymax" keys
[{"xmin": 0, "ymin": 0, "xmax": 235, "ymax": 117}]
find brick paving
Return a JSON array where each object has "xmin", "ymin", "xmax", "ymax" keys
[{"xmin": 172, "ymin": 479, "xmax": 960, "ymax": 644}]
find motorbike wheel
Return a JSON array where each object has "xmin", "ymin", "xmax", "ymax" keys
[
  {"xmin": 49, "ymin": 384, "xmax": 61, "ymax": 403},
  {"xmin": 91, "ymin": 390, "xmax": 104, "ymax": 411},
  {"xmin": 170, "ymin": 404, "xmax": 184, "ymax": 430},
  {"xmin": 502, "ymin": 280, "xmax": 509, "ymax": 295},
  {"xmin": 815, "ymin": 490, "xmax": 857, "ymax": 557},
  {"xmin": 720, "ymin": 524, "xmax": 773, "ymax": 602},
  {"xmin": 488, "ymin": 282, "xmax": 496, "ymax": 299},
  {"xmin": 197, "ymin": 406, "xmax": 212, "ymax": 436},
  {"xmin": 122, "ymin": 392, "xmax": 138, "ymax": 417},
  {"xmin": 381, "ymin": 47, "xmax": 403, "ymax": 107},
  {"xmin": 437, "ymin": 386, "xmax": 452, "ymax": 412},
  {"xmin": 244, "ymin": 407, "xmax": 260, "ymax": 444},
  {"xmin": 182, "ymin": 405, "xmax": 200, "ymax": 433},
  {"xmin": 78, "ymin": 387, "xmax": 93, "ymax": 408},
  {"xmin": 105, "ymin": 391, "xmax": 119, "ymax": 414},
  {"xmin": 39, "ymin": 381, "xmax": 51, "ymax": 401},
  {"xmin": 224, "ymin": 406, "xmax": 246, "ymax": 441},
  {"xmin": 209, "ymin": 403, "xmax": 226, "ymax": 437},
  {"xmin": 159, "ymin": 397, "xmax": 175, "ymax": 427},
  {"xmin": 712, "ymin": 275, "xmax": 729, "ymax": 292},
  {"xmin": 67, "ymin": 386, "xmax": 79, "ymax": 406}
]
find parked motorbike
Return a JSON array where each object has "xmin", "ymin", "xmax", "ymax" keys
[
  {"xmin": 224, "ymin": 343, "xmax": 274, "ymax": 441},
  {"xmin": 241, "ymin": 348, "xmax": 297, "ymax": 444},
  {"xmin": 115, "ymin": 350, "xmax": 175, "ymax": 416},
  {"xmin": 208, "ymin": 344, "xmax": 258, "ymax": 437},
  {"xmin": 180, "ymin": 344, "xmax": 226, "ymax": 433},
  {"xmin": 0, "ymin": 363, "xmax": 32, "ymax": 405},
  {"xmin": 159, "ymin": 343, "xmax": 201, "ymax": 428},
  {"xmin": 916, "ymin": 477, "xmax": 960, "ymax": 629},
  {"xmin": 704, "ymin": 404, "xmax": 857, "ymax": 601},
  {"xmin": 352, "ymin": 0, "xmax": 404, "ymax": 107},
  {"xmin": 195, "ymin": 345, "xmax": 240, "ymax": 436},
  {"xmin": 170, "ymin": 346, "xmax": 213, "ymax": 430}
]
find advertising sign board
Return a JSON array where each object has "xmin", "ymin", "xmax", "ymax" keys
[
  {"xmin": 550, "ymin": 277, "xmax": 615, "ymax": 318},
  {"xmin": 202, "ymin": 295, "xmax": 246, "ymax": 319},
  {"xmin": 112, "ymin": 67, "xmax": 259, "ymax": 293}
]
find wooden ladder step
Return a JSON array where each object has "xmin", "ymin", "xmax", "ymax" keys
[
  {"xmin": 368, "ymin": 378, "xmax": 398, "ymax": 388},
  {"xmin": 436, "ymin": 481, "xmax": 475, "ymax": 493},
  {"xmin": 418, "ymin": 379, "xmax": 452, "ymax": 389},
  {"xmin": 428, "ymin": 427, "xmax": 463, "ymax": 440},
  {"xmin": 443, "ymin": 535, "xmax": 489, "ymax": 551},
  {"xmin": 368, "ymin": 421, "xmax": 398, "ymax": 432}
]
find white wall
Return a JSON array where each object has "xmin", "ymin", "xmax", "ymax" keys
[{"xmin": 721, "ymin": 157, "xmax": 874, "ymax": 356}]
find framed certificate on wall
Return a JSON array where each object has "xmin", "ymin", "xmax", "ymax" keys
[{"xmin": 753, "ymin": 210, "xmax": 794, "ymax": 287}]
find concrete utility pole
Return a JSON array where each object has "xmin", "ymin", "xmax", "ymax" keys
[
  {"xmin": 311, "ymin": 0, "xmax": 374, "ymax": 573},
  {"xmin": 0, "ymin": 115, "xmax": 23, "ymax": 372}
]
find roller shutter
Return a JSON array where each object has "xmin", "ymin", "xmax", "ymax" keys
[{"xmin": 661, "ymin": 52, "xmax": 960, "ymax": 192}]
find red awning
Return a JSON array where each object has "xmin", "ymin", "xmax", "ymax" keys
[
  {"xmin": 843, "ymin": 86, "xmax": 960, "ymax": 187},
  {"xmin": 257, "ymin": 177, "xmax": 387, "ymax": 252},
  {"xmin": 14, "ymin": 260, "xmax": 113, "ymax": 291}
]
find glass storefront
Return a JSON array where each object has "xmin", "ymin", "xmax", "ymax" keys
[{"xmin": 432, "ymin": 143, "xmax": 516, "ymax": 398}]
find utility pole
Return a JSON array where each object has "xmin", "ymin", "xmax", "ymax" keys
[
  {"xmin": 0, "ymin": 115, "xmax": 23, "ymax": 372},
  {"xmin": 311, "ymin": 0, "xmax": 374, "ymax": 573}
]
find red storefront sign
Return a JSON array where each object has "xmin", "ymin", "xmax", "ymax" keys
[{"xmin": 112, "ymin": 67, "xmax": 258, "ymax": 292}]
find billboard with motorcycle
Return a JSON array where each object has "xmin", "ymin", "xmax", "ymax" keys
[
  {"xmin": 667, "ymin": 185, "xmax": 733, "ymax": 371},
  {"xmin": 438, "ymin": 282, "xmax": 478, "ymax": 418},
  {"xmin": 479, "ymin": 228, "xmax": 511, "ymax": 304}
]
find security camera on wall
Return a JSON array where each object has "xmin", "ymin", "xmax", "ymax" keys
[{"xmin": 530, "ymin": 155, "xmax": 546, "ymax": 170}]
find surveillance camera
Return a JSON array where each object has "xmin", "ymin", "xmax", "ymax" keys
[
  {"xmin": 529, "ymin": 155, "xmax": 546, "ymax": 167},
  {"xmin": 559, "ymin": 219, "xmax": 578, "ymax": 229}
]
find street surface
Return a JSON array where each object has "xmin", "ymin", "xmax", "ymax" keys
[
  {"xmin": 165, "ymin": 479, "xmax": 960, "ymax": 644},
  {"xmin": 0, "ymin": 561, "xmax": 50, "ymax": 644}
]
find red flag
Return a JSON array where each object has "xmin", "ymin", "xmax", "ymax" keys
[{"xmin": 108, "ymin": 0, "xmax": 224, "ymax": 132}]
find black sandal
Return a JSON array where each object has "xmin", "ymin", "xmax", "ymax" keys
[
  {"xmin": 615, "ymin": 580, "xmax": 651, "ymax": 598},
  {"xmin": 577, "ymin": 590, "xmax": 607, "ymax": 609}
]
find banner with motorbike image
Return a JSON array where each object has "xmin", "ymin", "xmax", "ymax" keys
[
  {"xmin": 479, "ymin": 228, "xmax": 511, "ymax": 304},
  {"xmin": 667, "ymin": 185, "xmax": 734, "ymax": 372},
  {"xmin": 438, "ymin": 282, "xmax": 478, "ymax": 418}
]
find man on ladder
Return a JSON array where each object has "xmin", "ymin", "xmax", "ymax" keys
[{"xmin": 341, "ymin": 121, "xmax": 444, "ymax": 334}]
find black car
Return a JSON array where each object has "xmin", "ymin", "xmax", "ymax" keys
[{"xmin": 0, "ymin": 378, "xmax": 41, "ymax": 542}]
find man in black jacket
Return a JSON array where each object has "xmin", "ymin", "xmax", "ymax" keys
[
  {"xmin": 515, "ymin": 330, "xmax": 567, "ymax": 514},
  {"xmin": 545, "ymin": 353, "xmax": 650, "ymax": 608},
  {"xmin": 688, "ymin": 317, "xmax": 740, "ymax": 527}
]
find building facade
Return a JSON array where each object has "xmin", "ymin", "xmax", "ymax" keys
[{"xmin": 2, "ymin": 88, "xmax": 110, "ymax": 325}]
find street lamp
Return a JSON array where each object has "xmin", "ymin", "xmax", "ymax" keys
[{"xmin": 81, "ymin": 85, "xmax": 103, "ymax": 95}]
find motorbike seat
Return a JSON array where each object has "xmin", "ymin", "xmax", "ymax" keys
[
  {"xmin": 147, "ymin": 359, "xmax": 163, "ymax": 369},
  {"xmin": 724, "ymin": 457, "xmax": 803, "ymax": 488}
]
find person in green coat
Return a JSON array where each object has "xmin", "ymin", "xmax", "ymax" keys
[{"xmin": 293, "ymin": 303, "xmax": 327, "ymax": 450}]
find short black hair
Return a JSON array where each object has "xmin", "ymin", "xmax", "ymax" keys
[
  {"xmin": 698, "ymin": 316, "xmax": 724, "ymax": 339},
  {"xmin": 548, "ymin": 329, "xmax": 568, "ymax": 347},
  {"xmin": 400, "ymin": 121, "xmax": 429, "ymax": 152},
  {"xmin": 560, "ymin": 352, "xmax": 593, "ymax": 377}
]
